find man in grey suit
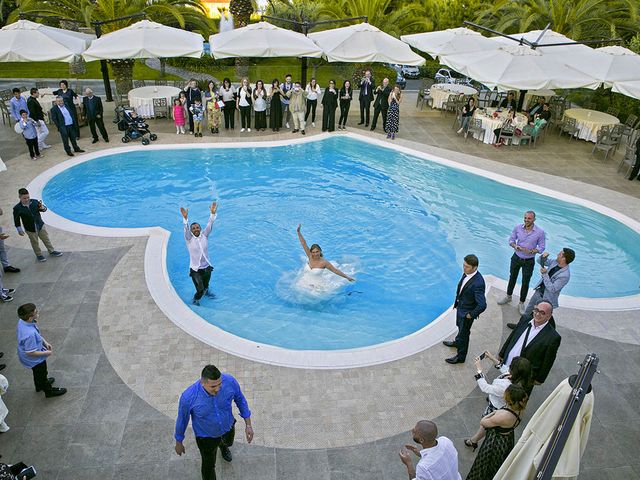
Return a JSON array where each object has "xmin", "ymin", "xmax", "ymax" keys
[{"xmin": 507, "ymin": 247, "xmax": 575, "ymax": 330}]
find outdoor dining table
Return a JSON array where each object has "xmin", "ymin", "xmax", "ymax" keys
[
  {"xmin": 472, "ymin": 107, "xmax": 529, "ymax": 144},
  {"xmin": 522, "ymin": 89, "xmax": 556, "ymax": 109},
  {"xmin": 128, "ymin": 85, "xmax": 182, "ymax": 118},
  {"xmin": 563, "ymin": 108, "xmax": 619, "ymax": 142},
  {"xmin": 430, "ymin": 83, "xmax": 478, "ymax": 109}
]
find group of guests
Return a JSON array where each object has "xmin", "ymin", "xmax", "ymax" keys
[{"xmin": 170, "ymin": 72, "xmax": 404, "ymax": 139}]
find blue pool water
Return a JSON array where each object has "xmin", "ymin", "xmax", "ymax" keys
[{"xmin": 43, "ymin": 137, "xmax": 640, "ymax": 349}]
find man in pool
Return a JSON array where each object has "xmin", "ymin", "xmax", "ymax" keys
[
  {"xmin": 443, "ymin": 254, "xmax": 487, "ymax": 364},
  {"xmin": 180, "ymin": 202, "xmax": 217, "ymax": 305}
]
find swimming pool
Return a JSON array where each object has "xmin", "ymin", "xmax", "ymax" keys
[{"xmin": 40, "ymin": 135, "xmax": 640, "ymax": 355}]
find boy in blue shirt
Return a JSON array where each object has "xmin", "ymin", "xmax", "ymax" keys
[{"xmin": 16, "ymin": 110, "xmax": 42, "ymax": 160}]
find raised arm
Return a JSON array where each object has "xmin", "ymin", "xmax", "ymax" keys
[
  {"xmin": 324, "ymin": 261, "xmax": 355, "ymax": 282},
  {"xmin": 202, "ymin": 202, "xmax": 218, "ymax": 237},
  {"xmin": 297, "ymin": 224, "xmax": 311, "ymax": 258},
  {"xmin": 180, "ymin": 207, "xmax": 192, "ymax": 241}
]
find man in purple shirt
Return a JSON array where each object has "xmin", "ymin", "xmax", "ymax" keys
[
  {"xmin": 9, "ymin": 88, "xmax": 28, "ymax": 123},
  {"xmin": 497, "ymin": 211, "xmax": 546, "ymax": 314}
]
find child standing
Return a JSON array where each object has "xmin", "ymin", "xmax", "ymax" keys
[
  {"xmin": 16, "ymin": 110, "xmax": 42, "ymax": 160},
  {"xmin": 173, "ymin": 98, "xmax": 186, "ymax": 134},
  {"xmin": 190, "ymin": 99, "xmax": 205, "ymax": 137}
]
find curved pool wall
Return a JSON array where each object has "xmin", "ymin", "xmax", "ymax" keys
[{"xmin": 29, "ymin": 133, "xmax": 640, "ymax": 368}]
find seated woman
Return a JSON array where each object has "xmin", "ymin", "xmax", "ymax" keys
[
  {"xmin": 465, "ymin": 353, "xmax": 531, "ymax": 450},
  {"xmin": 493, "ymin": 109, "xmax": 515, "ymax": 147},
  {"xmin": 296, "ymin": 224, "xmax": 355, "ymax": 283},
  {"xmin": 457, "ymin": 97, "xmax": 477, "ymax": 135},
  {"xmin": 465, "ymin": 384, "xmax": 528, "ymax": 480}
]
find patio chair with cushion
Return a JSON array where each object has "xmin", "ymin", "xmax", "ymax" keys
[
  {"xmin": 592, "ymin": 129, "xmax": 616, "ymax": 161},
  {"xmin": 621, "ymin": 114, "xmax": 638, "ymax": 141},
  {"xmin": 0, "ymin": 89, "xmax": 12, "ymax": 101},
  {"xmin": 606, "ymin": 107, "xmax": 619, "ymax": 117},
  {"xmin": 35, "ymin": 81, "xmax": 49, "ymax": 89},
  {"xmin": 442, "ymin": 94, "xmax": 459, "ymax": 115},
  {"xmin": 416, "ymin": 80, "xmax": 432, "ymax": 110},
  {"xmin": 477, "ymin": 91, "xmax": 492, "ymax": 109},
  {"xmin": 515, "ymin": 121, "xmax": 546, "ymax": 148},
  {"xmin": 466, "ymin": 118, "xmax": 485, "ymax": 142},
  {"xmin": 452, "ymin": 106, "xmax": 464, "ymax": 130},
  {"xmin": 153, "ymin": 97, "xmax": 169, "ymax": 118},
  {"xmin": 133, "ymin": 80, "xmax": 146, "ymax": 88},
  {"xmin": 558, "ymin": 117, "xmax": 579, "ymax": 140},
  {"xmin": 617, "ymin": 144, "xmax": 637, "ymax": 177},
  {"xmin": 155, "ymin": 80, "xmax": 167, "ymax": 86},
  {"xmin": 0, "ymin": 101, "xmax": 12, "ymax": 125},
  {"xmin": 582, "ymin": 102, "xmax": 595, "ymax": 110}
]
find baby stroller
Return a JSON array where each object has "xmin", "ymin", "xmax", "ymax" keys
[{"xmin": 114, "ymin": 106, "xmax": 158, "ymax": 145}]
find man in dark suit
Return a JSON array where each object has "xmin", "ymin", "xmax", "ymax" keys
[
  {"xmin": 83, "ymin": 88, "xmax": 109, "ymax": 144},
  {"xmin": 370, "ymin": 77, "xmax": 391, "ymax": 132},
  {"xmin": 500, "ymin": 92, "xmax": 517, "ymax": 110},
  {"xmin": 443, "ymin": 254, "xmax": 487, "ymax": 364},
  {"xmin": 50, "ymin": 97, "xmax": 84, "ymax": 157},
  {"xmin": 358, "ymin": 70, "xmax": 375, "ymax": 127},
  {"xmin": 499, "ymin": 301, "xmax": 561, "ymax": 395}
]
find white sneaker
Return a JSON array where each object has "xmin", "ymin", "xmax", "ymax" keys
[
  {"xmin": 286, "ymin": 122, "xmax": 290, "ymax": 129},
  {"xmin": 497, "ymin": 295, "xmax": 512, "ymax": 305},
  {"xmin": 42, "ymin": 144, "xmax": 52, "ymax": 149},
  {"xmin": 457, "ymin": 128, "xmax": 464, "ymax": 134},
  {"xmin": 312, "ymin": 122, "xmax": 315, "ymax": 127},
  {"xmin": 518, "ymin": 303, "xmax": 526, "ymax": 315},
  {"xmin": 240, "ymin": 128, "xmax": 245, "ymax": 132},
  {"xmin": 0, "ymin": 421, "xmax": 9, "ymax": 433},
  {"xmin": 248, "ymin": 128, "xmax": 251, "ymax": 132}
]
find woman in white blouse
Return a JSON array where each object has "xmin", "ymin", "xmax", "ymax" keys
[
  {"xmin": 218, "ymin": 77, "xmax": 236, "ymax": 130},
  {"xmin": 305, "ymin": 77, "xmax": 322, "ymax": 127},
  {"xmin": 465, "ymin": 353, "xmax": 531, "ymax": 451},
  {"xmin": 253, "ymin": 79, "xmax": 267, "ymax": 131},
  {"xmin": 236, "ymin": 77, "xmax": 252, "ymax": 132}
]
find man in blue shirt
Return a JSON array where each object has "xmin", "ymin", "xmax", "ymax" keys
[
  {"xmin": 13, "ymin": 188, "xmax": 63, "ymax": 262},
  {"xmin": 175, "ymin": 365, "xmax": 253, "ymax": 480},
  {"xmin": 50, "ymin": 96, "xmax": 85, "ymax": 157},
  {"xmin": 16, "ymin": 303, "xmax": 67, "ymax": 397},
  {"xmin": 9, "ymin": 88, "xmax": 28, "ymax": 123}
]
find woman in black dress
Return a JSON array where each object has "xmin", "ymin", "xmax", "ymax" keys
[
  {"xmin": 386, "ymin": 85, "xmax": 402, "ymax": 139},
  {"xmin": 321, "ymin": 80, "xmax": 338, "ymax": 132},
  {"xmin": 269, "ymin": 79, "xmax": 284, "ymax": 132},
  {"xmin": 53, "ymin": 79, "xmax": 79, "ymax": 139},
  {"xmin": 337, "ymin": 80, "xmax": 353, "ymax": 130},
  {"xmin": 466, "ymin": 384, "xmax": 528, "ymax": 480}
]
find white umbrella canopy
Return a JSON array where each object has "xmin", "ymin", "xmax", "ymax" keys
[
  {"xmin": 209, "ymin": 21, "xmax": 323, "ymax": 59},
  {"xmin": 441, "ymin": 43, "xmax": 601, "ymax": 91},
  {"xmin": 0, "ymin": 19, "xmax": 95, "ymax": 62},
  {"xmin": 309, "ymin": 22, "xmax": 425, "ymax": 66},
  {"xmin": 400, "ymin": 27, "xmax": 496, "ymax": 60},
  {"xmin": 82, "ymin": 20, "xmax": 204, "ymax": 61},
  {"xmin": 612, "ymin": 80, "xmax": 640, "ymax": 100},
  {"xmin": 589, "ymin": 46, "xmax": 640, "ymax": 85}
]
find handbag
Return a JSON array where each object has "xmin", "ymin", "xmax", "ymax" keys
[{"xmin": 216, "ymin": 100, "xmax": 225, "ymax": 109}]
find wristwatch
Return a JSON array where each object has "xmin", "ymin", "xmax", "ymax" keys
[{"xmin": 474, "ymin": 372, "xmax": 484, "ymax": 380}]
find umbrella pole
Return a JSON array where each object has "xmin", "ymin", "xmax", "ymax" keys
[
  {"xmin": 518, "ymin": 89, "xmax": 527, "ymax": 112},
  {"xmin": 301, "ymin": 57, "xmax": 308, "ymax": 88}
]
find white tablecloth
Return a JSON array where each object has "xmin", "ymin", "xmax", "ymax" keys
[
  {"xmin": 128, "ymin": 85, "xmax": 182, "ymax": 118},
  {"xmin": 472, "ymin": 108, "xmax": 528, "ymax": 144},
  {"xmin": 430, "ymin": 84, "xmax": 478, "ymax": 109},
  {"xmin": 523, "ymin": 89, "xmax": 556, "ymax": 110},
  {"xmin": 564, "ymin": 108, "xmax": 619, "ymax": 142}
]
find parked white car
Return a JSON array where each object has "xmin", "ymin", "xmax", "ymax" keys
[
  {"xmin": 434, "ymin": 68, "xmax": 472, "ymax": 85},
  {"xmin": 401, "ymin": 65, "xmax": 420, "ymax": 78}
]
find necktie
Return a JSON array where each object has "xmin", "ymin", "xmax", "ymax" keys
[
  {"xmin": 519, "ymin": 323, "xmax": 533, "ymax": 356},
  {"xmin": 537, "ymin": 265, "xmax": 561, "ymax": 296}
]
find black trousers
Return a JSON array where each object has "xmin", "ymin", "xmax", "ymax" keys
[
  {"xmin": 305, "ymin": 99, "xmax": 317, "ymax": 122},
  {"xmin": 32, "ymin": 359, "xmax": 52, "ymax": 393},
  {"xmin": 187, "ymin": 104, "xmax": 195, "ymax": 133},
  {"xmin": 195, "ymin": 424, "xmax": 236, "ymax": 480},
  {"xmin": 454, "ymin": 312, "xmax": 474, "ymax": 360},
  {"xmin": 58, "ymin": 124, "xmax": 81, "ymax": 154},
  {"xmin": 223, "ymin": 101, "xmax": 235, "ymax": 129},
  {"xmin": 338, "ymin": 100, "xmax": 351, "ymax": 126},
  {"xmin": 25, "ymin": 137, "xmax": 40, "ymax": 158},
  {"xmin": 322, "ymin": 107, "xmax": 336, "ymax": 132},
  {"xmin": 88, "ymin": 115, "xmax": 109, "ymax": 141},
  {"xmin": 359, "ymin": 98, "xmax": 372, "ymax": 124},
  {"xmin": 190, "ymin": 266, "xmax": 213, "ymax": 300},
  {"xmin": 254, "ymin": 110, "xmax": 267, "ymax": 130},
  {"xmin": 370, "ymin": 105, "xmax": 388, "ymax": 131},
  {"xmin": 629, "ymin": 154, "xmax": 640, "ymax": 180},
  {"xmin": 506, "ymin": 253, "xmax": 535, "ymax": 301},
  {"xmin": 239, "ymin": 105, "xmax": 251, "ymax": 129}
]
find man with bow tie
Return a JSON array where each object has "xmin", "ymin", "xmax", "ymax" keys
[{"xmin": 443, "ymin": 254, "xmax": 487, "ymax": 364}]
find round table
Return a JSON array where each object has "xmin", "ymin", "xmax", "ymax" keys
[
  {"xmin": 472, "ymin": 108, "xmax": 529, "ymax": 144},
  {"xmin": 128, "ymin": 86, "xmax": 182, "ymax": 118},
  {"xmin": 523, "ymin": 89, "xmax": 556, "ymax": 110},
  {"xmin": 430, "ymin": 84, "xmax": 478, "ymax": 109},
  {"xmin": 563, "ymin": 108, "xmax": 619, "ymax": 142}
]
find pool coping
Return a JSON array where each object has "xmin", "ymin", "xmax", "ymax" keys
[{"xmin": 26, "ymin": 132, "xmax": 640, "ymax": 369}]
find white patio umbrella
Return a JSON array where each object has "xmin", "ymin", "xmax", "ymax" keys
[
  {"xmin": 400, "ymin": 27, "xmax": 496, "ymax": 60},
  {"xmin": 82, "ymin": 20, "xmax": 204, "ymax": 61},
  {"xmin": 209, "ymin": 21, "xmax": 323, "ymax": 59},
  {"xmin": 612, "ymin": 80, "xmax": 640, "ymax": 100},
  {"xmin": 585, "ymin": 46, "xmax": 640, "ymax": 86},
  {"xmin": 0, "ymin": 19, "xmax": 95, "ymax": 62},
  {"xmin": 309, "ymin": 22, "xmax": 425, "ymax": 66}
]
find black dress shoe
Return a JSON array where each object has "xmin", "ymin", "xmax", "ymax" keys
[
  {"xmin": 45, "ymin": 387, "xmax": 67, "ymax": 398},
  {"xmin": 67, "ymin": 152, "xmax": 75, "ymax": 157},
  {"xmin": 357, "ymin": 122, "xmax": 364, "ymax": 125},
  {"xmin": 219, "ymin": 445, "xmax": 232, "ymax": 462},
  {"xmin": 92, "ymin": 138, "xmax": 99, "ymax": 144},
  {"xmin": 445, "ymin": 356, "xmax": 465, "ymax": 364},
  {"xmin": 507, "ymin": 322, "xmax": 518, "ymax": 330},
  {"xmin": 442, "ymin": 340, "xmax": 457, "ymax": 348},
  {"xmin": 0, "ymin": 364, "xmax": 5, "ymax": 371},
  {"xmin": 0, "ymin": 352, "xmax": 3, "ymax": 358},
  {"xmin": 104, "ymin": 138, "xmax": 109, "ymax": 142},
  {"xmin": 36, "ymin": 377, "xmax": 55, "ymax": 392},
  {"xmin": 3, "ymin": 266, "xmax": 20, "ymax": 273},
  {"xmin": 74, "ymin": 149, "xmax": 86, "ymax": 153}
]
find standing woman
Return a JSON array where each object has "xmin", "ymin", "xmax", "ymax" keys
[
  {"xmin": 53, "ymin": 80, "xmax": 79, "ymax": 139},
  {"xmin": 236, "ymin": 77, "xmax": 252, "ymax": 133},
  {"xmin": 321, "ymin": 80, "xmax": 338, "ymax": 132},
  {"xmin": 305, "ymin": 78, "xmax": 321, "ymax": 127},
  {"xmin": 185, "ymin": 79, "xmax": 202, "ymax": 134},
  {"xmin": 253, "ymin": 80, "xmax": 268, "ymax": 131},
  {"xmin": 204, "ymin": 80, "xmax": 221, "ymax": 134},
  {"xmin": 269, "ymin": 79, "xmax": 284, "ymax": 132},
  {"xmin": 337, "ymin": 80, "xmax": 353, "ymax": 130},
  {"xmin": 219, "ymin": 78, "xmax": 236, "ymax": 130},
  {"xmin": 386, "ymin": 85, "xmax": 402, "ymax": 140}
]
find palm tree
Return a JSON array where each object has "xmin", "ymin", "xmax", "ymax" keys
[
  {"xmin": 229, "ymin": 0, "xmax": 254, "ymax": 75},
  {"xmin": 477, "ymin": 0, "xmax": 638, "ymax": 42}
]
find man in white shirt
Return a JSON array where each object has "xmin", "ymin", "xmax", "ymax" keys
[
  {"xmin": 399, "ymin": 420, "xmax": 462, "ymax": 480},
  {"xmin": 180, "ymin": 202, "xmax": 217, "ymax": 306}
]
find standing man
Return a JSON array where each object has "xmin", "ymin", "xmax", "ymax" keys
[
  {"xmin": 83, "ymin": 88, "xmax": 109, "ymax": 144},
  {"xmin": 358, "ymin": 69, "xmax": 375, "ymax": 127},
  {"xmin": 16, "ymin": 303, "xmax": 67, "ymax": 398},
  {"xmin": 9, "ymin": 88, "xmax": 27, "ymax": 124},
  {"xmin": 175, "ymin": 364, "xmax": 253, "ymax": 480},
  {"xmin": 280, "ymin": 74, "xmax": 293, "ymax": 129},
  {"xmin": 499, "ymin": 301, "xmax": 561, "ymax": 395},
  {"xmin": 286, "ymin": 82, "xmax": 307, "ymax": 135},
  {"xmin": 180, "ymin": 202, "xmax": 217, "ymax": 306},
  {"xmin": 399, "ymin": 420, "xmax": 462, "ymax": 480},
  {"xmin": 0, "ymin": 207, "xmax": 20, "ymax": 274},
  {"xmin": 370, "ymin": 77, "xmax": 391, "ymax": 132},
  {"xmin": 13, "ymin": 188, "xmax": 63, "ymax": 262},
  {"xmin": 50, "ymin": 97, "xmax": 85, "ymax": 157},
  {"xmin": 443, "ymin": 254, "xmax": 487, "ymax": 364},
  {"xmin": 497, "ymin": 211, "xmax": 546, "ymax": 315},
  {"xmin": 26, "ymin": 88, "xmax": 51, "ymax": 150}
]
